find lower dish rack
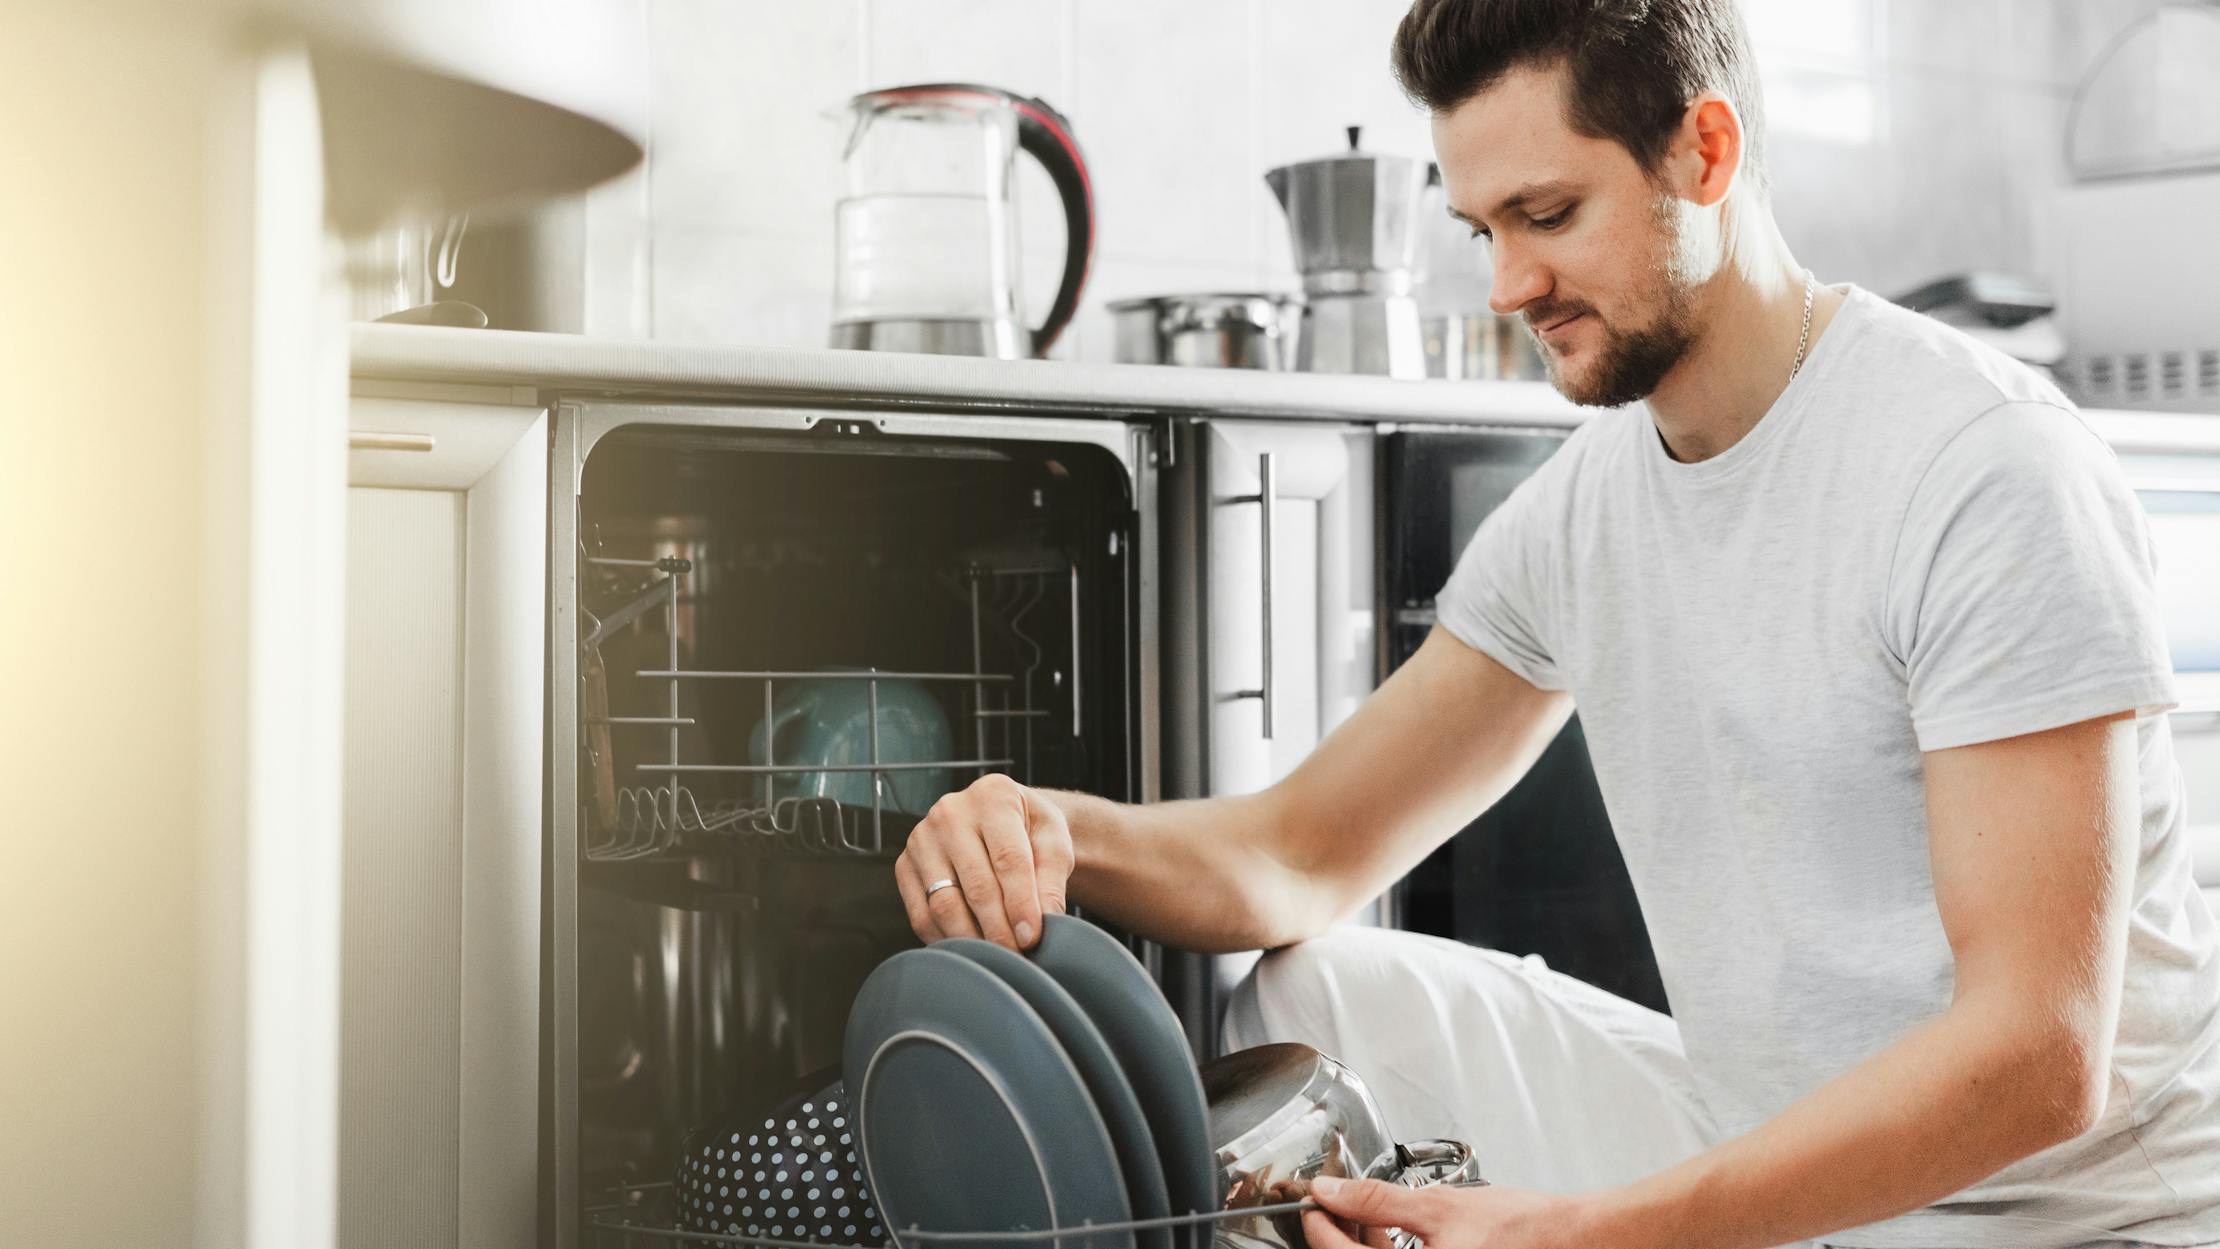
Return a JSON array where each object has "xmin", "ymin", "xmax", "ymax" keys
[{"xmin": 581, "ymin": 1182, "xmax": 1339, "ymax": 1249}]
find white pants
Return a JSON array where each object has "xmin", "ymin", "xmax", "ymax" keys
[
  {"xmin": 1223, "ymin": 926, "xmax": 2220, "ymax": 1249},
  {"xmin": 1221, "ymin": 928, "xmax": 1859, "ymax": 1247},
  {"xmin": 1220, "ymin": 924, "xmax": 1716, "ymax": 1196}
]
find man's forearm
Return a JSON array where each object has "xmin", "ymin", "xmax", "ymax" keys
[
  {"xmin": 1045, "ymin": 787, "xmax": 1330, "ymax": 953},
  {"xmin": 1582, "ymin": 994, "xmax": 2095, "ymax": 1249}
]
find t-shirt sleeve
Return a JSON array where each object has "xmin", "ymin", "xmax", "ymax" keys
[
  {"xmin": 1435, "ymin": 460, "xmax": 1567, "ymax": 691},
  {"xmin": 1886, "ymin": 400, "xmax": 2177, "ymax": 752}
]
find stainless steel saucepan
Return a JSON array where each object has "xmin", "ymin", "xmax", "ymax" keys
[
  {"xmin": 1201, "ymin": 1043, "xmax": 1484, "ymax": 1249},
  {"xmin": 1106, "ymin": 292, "xmax": 1303, "ymax": 370}
]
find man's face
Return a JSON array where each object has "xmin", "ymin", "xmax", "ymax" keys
[{"xmin": 1433, "ymin": 63, "xmax": 1707, "ymax": 407}]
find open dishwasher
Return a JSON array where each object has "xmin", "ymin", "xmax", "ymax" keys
[{"xmin": 548, "ymin": 401, "xmax": 1157, "ymax": 1246}]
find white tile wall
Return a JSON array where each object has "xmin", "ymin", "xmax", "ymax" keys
[{"xmin": 546, "ymin": 0, "xmax": 2154, "ymax": 361}]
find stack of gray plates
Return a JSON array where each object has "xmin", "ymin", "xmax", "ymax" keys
[{"xmin": 843, "ymin": 914, "xmax": 1221, "ymax": 1249}]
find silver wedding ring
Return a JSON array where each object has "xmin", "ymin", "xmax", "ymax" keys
[{"xmin": 925, "ymin": 878, "xmax": 958, "ymax": 898}]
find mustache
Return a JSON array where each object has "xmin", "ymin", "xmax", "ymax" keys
[{"xmin": 1523, "ymin": 299, "xmax": 1595, "ymax": 333}]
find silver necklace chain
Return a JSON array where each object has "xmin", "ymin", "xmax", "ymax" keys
[{"xmin": 1790, "ymin": 271, "xmax": 1816, "ymax": 379}]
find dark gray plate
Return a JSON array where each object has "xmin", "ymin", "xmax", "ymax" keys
[
  {"xmin": 844, "ymin": 946, "xmax": 1132, "ymax": 1249},
  {"xmin": 941, "ymin": 939, "xmax": 1171, "ymax": 1249},
  {"xmin": 1030, "ymin": 916, "xmax": 1219, "ymax": 1239}
]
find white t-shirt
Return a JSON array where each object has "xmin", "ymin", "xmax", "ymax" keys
[{"xmin": 1437, "ymin": 285, "xmax": 2220, "ymax": 1247}]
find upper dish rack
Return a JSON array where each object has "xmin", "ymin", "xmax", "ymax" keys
[{"xmin": 580, "ymin": 545, "xmax": 1079, "ymax": 863}]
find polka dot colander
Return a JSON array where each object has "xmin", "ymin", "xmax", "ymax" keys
[{"xmin": 677, "ymin": 1081, "xmax": 885, "ymax": 1245}]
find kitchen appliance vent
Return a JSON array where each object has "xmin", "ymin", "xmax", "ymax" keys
[{"xmin": 2066, "ymin": 349, "xmax": 2220, "ymax": 406}]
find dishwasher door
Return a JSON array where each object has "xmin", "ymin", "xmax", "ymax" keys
[{"xmin": 545, "ymin": 400, "xmax": 1161, "ymax": 1248}]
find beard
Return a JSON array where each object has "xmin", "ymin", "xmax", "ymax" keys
[{"xmin": 1525, "ymin": 196, "xmax": 1704, "ymax": 408}]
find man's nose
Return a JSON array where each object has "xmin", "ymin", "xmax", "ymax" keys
[{"xmin": 1487, "ymin": 242, "xmax": 1552, "ymax": 316}]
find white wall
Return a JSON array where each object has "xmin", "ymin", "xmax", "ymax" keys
[{"xmin": 551, "ymin": 0, "xmax": 2161, "ymax": 362}]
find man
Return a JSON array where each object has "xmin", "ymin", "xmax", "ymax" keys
[{"xmin": 894, "ymin": 1, "xmax": 2220, "ymax": 1245}]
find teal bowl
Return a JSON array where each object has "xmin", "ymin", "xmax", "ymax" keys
[{"xmin": 745, "ymin": 673, "xmax": 955, "ymax": 815}]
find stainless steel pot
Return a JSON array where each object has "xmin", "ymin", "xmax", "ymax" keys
[
  {"xmin": 1201, "ymin": 1043, "xmax": 1484, "ymax": 1249},
  {"xmin": 1107, "ymin": 293, "xmax": 1302, "ymax": 370},
  {"xmin": 1204, "ymin": 1042, "xmax": 1398, "ymax": 1201}
]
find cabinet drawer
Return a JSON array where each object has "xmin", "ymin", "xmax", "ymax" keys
[{"xmin": 349, "ymin": 396, "xmax": 545, "ymax": 490}]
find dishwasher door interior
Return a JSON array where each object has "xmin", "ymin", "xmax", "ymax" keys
[{"xmin": 547, "ymin": 402, "xmax": 1156, "ymax": 1246}]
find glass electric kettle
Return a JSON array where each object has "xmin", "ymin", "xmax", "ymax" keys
[{"xmin": 830, "ymin": 83, "xmax": 1094, "ymax": 359}]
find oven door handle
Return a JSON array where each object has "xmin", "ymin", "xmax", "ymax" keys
[{"xmin": 1228, "ymin": 451, "xmax": 1277, "ymax": 739}]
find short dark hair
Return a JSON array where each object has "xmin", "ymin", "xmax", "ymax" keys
[{"xmin": 1392, "ymin": 0, "xmax": 1768, "ymax": 191}]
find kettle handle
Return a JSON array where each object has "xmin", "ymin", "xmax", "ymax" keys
[{"xmin": 1008, "ymin": 93, "xmax": 1094, "ymax": 358}]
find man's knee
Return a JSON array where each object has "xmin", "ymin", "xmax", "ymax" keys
[
  {"xmin": 1249, "ymin": 925, "xmax": 1535, "ymax": 1001},
  {"xmin": 1226, "ymin": 926, "xmax": 1541, "ymax": 1052}
]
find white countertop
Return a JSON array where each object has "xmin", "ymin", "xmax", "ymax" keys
[
  {"xmin": 351, "ymin": 325, "xmax": 2220, "ymax": 452},
  {"xmin": 349, "ymin": 324, "xmax": 1589, "ymax": 428}
]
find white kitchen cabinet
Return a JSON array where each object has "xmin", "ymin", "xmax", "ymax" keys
[
  {"xmin": 340, "ymin": 395, "xmax": 546, "ymax": 1249},
  {"xmin": 1158, "ymin": 418, "xmax": 1376, "ymax": 1053},
  {"xmin": 1161, "ymin": 419, "xmax": 1376, "ymax": 802},
  {"xmin": 1200, "ymin": 420, "xmax": 1376, "ymax": 793}
]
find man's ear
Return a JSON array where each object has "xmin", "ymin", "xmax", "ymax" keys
[{"xmin": 1672, "ymin": 92, "xmax": 1743, "ymax": 207}]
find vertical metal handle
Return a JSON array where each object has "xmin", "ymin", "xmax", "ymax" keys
[
  {"xmin": 1069, "ymin": 564, "xmax": 1083, "ymax": 739},
  {"xmin": 1256, "ymin": 451, "xmax": 1277, "ymax": 740},
  {"xmin": 1225, "ymin": 451, "xmax": 1278, "ymax": 739}
]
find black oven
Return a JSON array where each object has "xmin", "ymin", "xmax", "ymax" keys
[{"xmin": 1378, "ymin": 427, "xmax": 1669, "ymax": 1014}]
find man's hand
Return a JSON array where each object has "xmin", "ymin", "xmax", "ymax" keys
[
  {"xmin": 895, "ymin": 773, "xmax": 1073, "ymax": 949},
  {"xmin": 1301, "ymin": 1177, "xmax": 1586, "ymax": 1249}
]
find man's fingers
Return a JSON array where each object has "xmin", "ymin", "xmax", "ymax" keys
[
  {"xmin": 1301, "ymin": 1208, "xmax": 1366, "ymax": 1249},
  {"xmin": 909, "ymin": 841, "xmax": 985, "ymax": 942},
  {"xmin": 977, "ymin": 793, "xmax": 1044, "ymax": 949},
  {"xmin": 894, "ymin": 775, "xmax": 1071, "ymax": 951},
  {"xmin": 1308, "ymin": 1178, "xmax": 1429, "ymax": 1234},
  {"xmin": 938, "ymin": 825, "xmax": 1020, "ymax": 947},
  {"xmin": 892, "ymin": 852, "xmax": 940, "ymax": 944}
]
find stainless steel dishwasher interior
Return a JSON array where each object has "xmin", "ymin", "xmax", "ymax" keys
[{"xmin": 568, "ymin": 422, "xmax": 1138, "ymax": 1220}]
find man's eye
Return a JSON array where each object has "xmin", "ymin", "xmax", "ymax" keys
[
  {"xmin": 1469, "ymin": 225, "xmax": 1493, "ymax": 242},
  {"xmin": 1531, "ymin": 206, "xmax": 1574, "ymax": 230}
]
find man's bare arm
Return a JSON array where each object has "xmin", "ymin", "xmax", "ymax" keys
[
  {"xmin": 894, "ymin": 626, "xmax": 1571, "ymax": 952},
  {"xmin": 1574, "ymin": 710, "xmax": 2140, "ymax": 1249},
  {"xmin": 1064, "ymin": 626, "xmax": 1572, "ymax": 950}
]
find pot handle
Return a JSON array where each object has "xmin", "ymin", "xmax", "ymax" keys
[
  {"xmin": 1390, "ymin": 1138, "xmax": 1486, "ymax": 1188},
  {"xmin": 1009, "ymin": 93, "xmax": 1094, "ymax": 358},
  {"xmin": 1384, "ymin": 1140, "xmax": 1485, "ymax": 1249}
]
